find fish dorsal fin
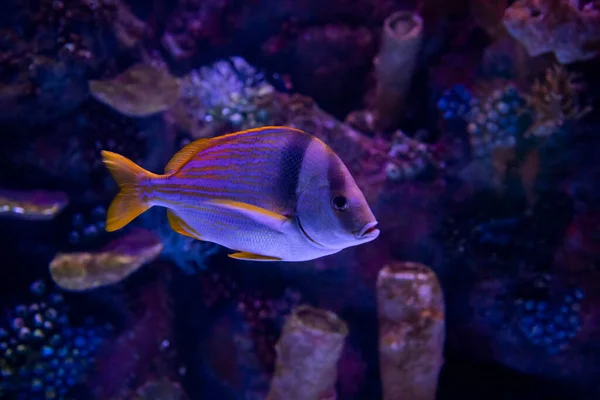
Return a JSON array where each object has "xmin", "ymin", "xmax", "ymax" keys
[{"xmin": 164, "ymin": 138, "xmax": 211, "ymax": 174}]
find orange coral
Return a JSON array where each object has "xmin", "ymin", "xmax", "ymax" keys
[{"xmin": 522, "ymin": 64, "xmax": 591, "ymax": 138}]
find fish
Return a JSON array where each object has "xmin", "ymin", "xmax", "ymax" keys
[{"xmin": 101, "ymin": 126, "xmax": 380, "ymax": 262}]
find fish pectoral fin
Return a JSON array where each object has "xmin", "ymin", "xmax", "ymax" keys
[
  {"xmin": 228, "ymin": 251, "xmax": 282, "ymax": 261},
  {"xmin": 167, "ymin": 210, "xmax": 203, "ymax": 240},
  {"xmin": 206, "ymin": 199, "xmax": 290, "ymax": 233}
]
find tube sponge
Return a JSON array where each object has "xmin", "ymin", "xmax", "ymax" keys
[
  {"xmin": 377, "ymin": 262, "xmax": 445, "ymax": 400},
  {"xmin": 373, "ymin": 11, "xmax": 423, "ymax": 132},
  {"xmin": 266, "ymin": 305, "xmax": 348, "ymax": 400}
]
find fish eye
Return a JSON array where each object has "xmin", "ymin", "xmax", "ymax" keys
[{"xmin": 331, "ymin": 195, "xmax": 349, "ymax": 212}]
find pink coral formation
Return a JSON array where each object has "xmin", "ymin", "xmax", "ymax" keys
[{"xmin": 503, "ymin": 0, "xmax": 600, "ymax": 64}]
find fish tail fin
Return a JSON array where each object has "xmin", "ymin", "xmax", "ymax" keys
[{"xmin": 101, "ymin": 150, "xmax": 157, "ymax": 232}]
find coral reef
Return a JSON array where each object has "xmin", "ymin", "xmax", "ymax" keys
[
  {"xmin": 512, "ymin": 276, "xmax": 584, "ymax": 354},
  {"xmin": 266, "ymin": 305, "xmax": 348, "ymax": 400},
  {"xmin": 199, "ymin": 268, "xmax": 303, "ymax": 371},
  {"xmin": 67, "ymin": 206, "xmax": 110, "ymax": 249},
  {"xmin": 169, "ymin": 57, "xmax": 276, "ymax": 138},
  {"xmin": 0, "ymin": 280, "xmax": 108, "ymax": 399},
  {"xmin": 0, "ymin": 189, "xmax": 68, "ymax": 221},
  {"xmin": 134, "ymin": 378, "xmax": 188, "ymax": 400},
  {"xmin": 90, "ymin": 277, "xmax": 177, "ymax": 399},
  {"xmin": 89, "ymin": 63, "xmax": 181, "ymax": 118},
  {"xmin": 521, "ymin": 64, "xmax": 592, "ymax": 138},
  {"xmin": 465, "ymin": 82, "xmax": 526, "ymax": 158},
  {"xmin": 376, "ymin": 262, "xmax": 444, "ymax": 400},
  {"xmin": 372, "ymin": 11, "xmax": 423, "ymax": 132},
  {"xmin": 503, "ymin": 0, "xmax": 600, "ymax": 64},
  {"xmin": 384, "ymin": 130, "xmax": 444, "ymax": 181},
  {"xmin": 50, "ymin": 228, "xmax": 163, "ymax": 291},
  {"xmin": 2, "ymin": 0, "xmax": 600, "ymax": 397},
  {"xmin": 141, "ymin": 210, "xmax": 219, "ymax": 274},
  {"xmin": 0, "ymin": 0, "xmax": 120, "ymax": 126},
  {"xmin": 437, "ymin": 84, "xmax": 473, "ymax": 120}
]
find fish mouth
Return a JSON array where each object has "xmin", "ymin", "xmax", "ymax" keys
[
  {"xmin": 297, "ymin": 216, "xmax": 324, "ymax": 247},
  {"xmin": 356, "ymin": 221, "xmax": 380, "ymax": 239}
]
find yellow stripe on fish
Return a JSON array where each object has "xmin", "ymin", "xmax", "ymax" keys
[{"xmin": 101, "ymin": 126, "xmax": 379, "ymax": 262}]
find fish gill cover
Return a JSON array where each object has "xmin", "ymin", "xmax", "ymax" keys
[{"xmin": 0, "ymin": 0, "xmax": 599, "ymax": 399}]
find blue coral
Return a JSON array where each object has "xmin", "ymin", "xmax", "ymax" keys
[
  {"xmin": 68, "ymin": 206, "xmax": 108, "ymax": 248},
  {"xmin": 141, "ymin": 209, "xmax": 220, "ymax": 274},
  {"xmin": 437, "ymin": 84, "xmax": 472, "ymax": 120},
  {"xmin": 0, "ymin": 280, "xmax": 109, "ymax": 399},
  {"xmin": 512, "ymin": 276, "xmax": 584, "ymax": 354},
  {"xmin": 465, "ymin": 84, "xmax": 526, "ymax": 158}
]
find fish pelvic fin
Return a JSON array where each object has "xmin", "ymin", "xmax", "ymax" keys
[
  {"xmin": 101, "ymin": 150, "xmax": 159, "ymax": 232},
  {"xmin": 228, "ymin": 251, "xmax": 282, "ymax": 261},
  {"xmin": 167, "ymin": 210, "xmax": 203, "ymax": 240}
]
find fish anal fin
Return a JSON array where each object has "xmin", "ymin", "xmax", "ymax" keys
[
  {"xmin": 166, "ymin": 210, "xmax": 202, "ymax": 240},
  {"xmin": 164, "ymin": 138, "xmax": 210, "ymax": 174},
  {"xmin": 207, "ymin": 199, "xmax": 289, "ymax": 233},
  {"xmin": 228, "ymin": 252, "xmax": 281, "ymax": 261}
]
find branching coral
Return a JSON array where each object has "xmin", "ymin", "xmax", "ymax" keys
[
  {"xmin": 521, "ymin": 64, "xmax": 592, "ymax": 138},
  {"xmin": 169, "ymin": 57, "xmax": 275, "ymax": 138}
]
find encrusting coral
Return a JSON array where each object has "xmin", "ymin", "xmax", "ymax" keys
[{"xmin": 503, "ymin": 0, "xmax": 600, "ymax": 64}]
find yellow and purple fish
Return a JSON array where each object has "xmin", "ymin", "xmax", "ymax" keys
[{"xmin": 101, "ymin": 126, "xmax": 379, "ymax": 262}]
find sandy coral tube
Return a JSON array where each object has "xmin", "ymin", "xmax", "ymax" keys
[
  {"xmin": 266, "ymin": 305, "xmax": 348, "ymax": 400},
  {"xmin": 373, "ymin": 11, "xmax": 423, "ymax": 132},
  {"xmin": 377, "ymin": 262, "xmax": 445, "ymax": 400}
]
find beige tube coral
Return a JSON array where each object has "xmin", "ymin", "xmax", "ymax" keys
[
  {"xmin": 377, "ymin": 262, "xmax": 445, "ymax": 400},
  {"xmin": 373, "ymin": 11, "xmax": 423, "ymax": 132},
  {"xmin": 267, "ymin": 305, "xmax": 348, "ymax": 400}
]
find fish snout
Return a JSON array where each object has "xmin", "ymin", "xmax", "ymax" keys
[{"xmin": 355, "ymin": 221, "xmax": 380, "ymax": 240}]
